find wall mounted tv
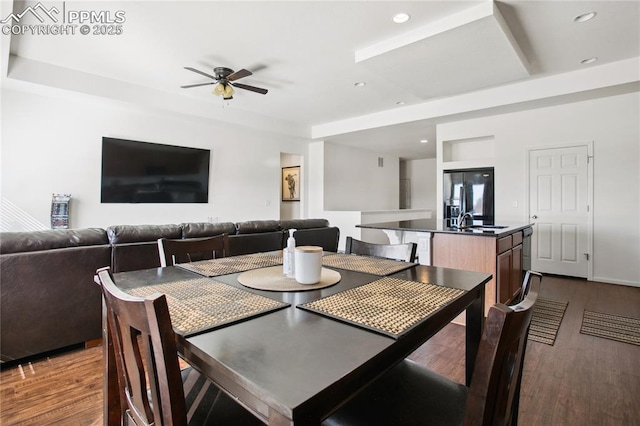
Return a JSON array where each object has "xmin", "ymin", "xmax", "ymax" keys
[{"xmin": 101, "ymin": 137, "xmax": 210, "ymax": 203}]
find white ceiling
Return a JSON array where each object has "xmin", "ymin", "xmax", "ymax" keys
[{"xmin": 3, "ymin": 0, "xmax": 639, "ymax": 159}]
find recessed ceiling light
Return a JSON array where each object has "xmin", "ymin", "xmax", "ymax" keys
[
  {"xmin": 574, "ymin": 11, "xmax": 597, "ymax": 23},
  {"xmin": 396, "ymin": 101, "xmax": 405, "ymax": 105},
  {"xmin": 393, "ymin": 13, "xmax": 410, "ymax": 24},
  {"xmin": 354, "ymin": 82, "xmax": 366, "ymax": 87},
  {"xmin": 420, "ymin": 139, "xmax": 428, "ymax": 144},
  {"xmin": 581, "ymin": 57, "xmax": 598, "ymax": 65}
]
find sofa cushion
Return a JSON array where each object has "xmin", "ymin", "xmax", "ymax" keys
[
  {"xmin": 107, "ymin": 224, "xmax": 182, "ymax": 273},
  {"xmin": 228, "ymin": 232, "xmax": 285, "ymax": 256},
  {"xmin": 0, "ymin": 228, "xmax": 108, "ymax": 254},
  {"xmin": 280, "ymin": 219, "xmax": 330, "ymax": 230},
  {"xmin": 106, "ymin": 224, "xmax": 182, "ymax": 244},
  {"xmin": 110, "ymin": 242, "xmax": 163, "ymax": 273},
  {"xmin": 181, "ymin": 222, "xmax": 237, "ymax": 239},
  {"xmin": 1, "ymin": 244, "xmax": 111, "ymax": 362},
  {"xmin": 235, "ymin": 220, "xmax": 281, "ymax": 234}
]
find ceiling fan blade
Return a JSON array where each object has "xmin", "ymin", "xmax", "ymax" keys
[
  {"xmin": 181, "ymin": 82, "xmax": 216, "ymax": 88},
  {"xmin": 232, "ymin": 82, "xmax": 268, "ymax": 95},
  {"xmin": 228, "ymin": 68, "xmax": 252, "ymax": 81},
  {"xmin": 184, "ymin": 67, "xmax": 216, "ymax": 80}
]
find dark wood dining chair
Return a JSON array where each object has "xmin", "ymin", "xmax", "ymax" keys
[
  {"xmin": 345, "ymin": 236, "xmax": 417, "ymax": 262},
  {"xmin": 94, "ymin": 267, "xmax": 263, "ymax": 426},
  {"xmin": 323, "ymin": 271, "xmax": 542, "ymax": 426},
  {"xmin": 158, "ymin": 234, "xmax": 230, "ymax": 267},
  {"xmin": 518, "ymin": 270, "xmax": 542, "ymax": 304},
  {"xmin": 507, "ymin": 270, "xmax": 543, "ymax": 305}
]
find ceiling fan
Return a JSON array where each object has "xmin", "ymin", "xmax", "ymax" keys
[{"xmin": 181, "ymin": 66, "xmax": 268, "ymax": 100}]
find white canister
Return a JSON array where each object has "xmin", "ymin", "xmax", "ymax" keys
[{"xmin": 294, "ymin": 246, "xmax": 323, "ymax": 284}]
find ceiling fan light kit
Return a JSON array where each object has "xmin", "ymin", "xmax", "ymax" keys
[
  {"xmin": 213, "ymin": 82, "xmax": 234, "ymax": 99},
  {"xmin": 182, "ymin": 66, "xmax": 268, "ymax": 101}
]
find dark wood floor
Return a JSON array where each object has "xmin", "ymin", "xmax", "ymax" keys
[{"xmin": 1, "ymin": 275, "xmax": 639, "ymax": 425}]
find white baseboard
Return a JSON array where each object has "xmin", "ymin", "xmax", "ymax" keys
[{"xmin": 591, "ymin": 276, "xmax": 639, "ymax": 288}]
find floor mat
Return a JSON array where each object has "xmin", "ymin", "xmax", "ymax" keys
[
  {"xmin": 580, "ymin": 310, "xmax": 640, "ymax": 346},
  {"xmin": 528, "ymin": 297, "xmax": 568, "ymax": 346}
]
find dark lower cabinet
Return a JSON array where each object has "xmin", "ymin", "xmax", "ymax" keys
[
  {"xmin": 497, "ymin": 249, "xmax": 512, "ymax": 303},
  {"xmin": 496, "ymin": 231, "xmax": 524, "ymax": 304},
  {"xmin": 511, "ymin": 244, "xmax": 523, "ymax": 297}
]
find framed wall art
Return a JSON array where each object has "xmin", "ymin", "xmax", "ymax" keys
[{"xmin": 282, "ymin": 166, "xmax": 300, "ymax": 201}]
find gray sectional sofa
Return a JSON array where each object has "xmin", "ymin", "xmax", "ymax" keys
[{"xmin": 0, "ymin": 219, "xmax": 339, "ymax": 364}]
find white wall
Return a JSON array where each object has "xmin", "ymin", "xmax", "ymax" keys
[
  {"xmin": 0, "ymin": 88, "xmax": 308, "ymax": 230},
  {"xmin": 323, "ymin": 142, "xmax": 399, "ymax": 211},
  {"xmin": 437, "ymin": 91, "xmax": 640, "ymax": 287},
  {"xmin": 306, "ymin": 141, "xmax": 360, "ymax": 251},
  {"xmin": 402, "ymin": 158, "xmax": 437, "ymax": 210},
  {"xmin": 308, "ymin": 140, "xmax": 415, "ymax": 251}
]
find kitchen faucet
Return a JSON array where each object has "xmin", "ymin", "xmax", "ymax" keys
[{"xmin": 457, "ymin": 211, "xmax": 473, "ymax": 228}]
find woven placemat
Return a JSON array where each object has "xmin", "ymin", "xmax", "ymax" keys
[
  {"xmin": 175, "ymin": 253, "xmax": 283, "ymax": 277},
  {"xmin": 238, "ymin": 265, "xmax": 341, "ymax": 292},
  {"xmin": 298, "ymin": 277, "xmax": 465, "ymax": 338},
  {"xmin": 528, "ymin": 298, "xmax": 568, "ymax": 346},
  {"xmin": 126, "ymin": 277, "xmax": 289, "ymax": 336},
  {"xmin": 580, "ymin": 310, "xmax": 640, "ymax": 346},
  {"xmin": 322, "ymin": 253, "xmax": 415, "ymax": 276}
]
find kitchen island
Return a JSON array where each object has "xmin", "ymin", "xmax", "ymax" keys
[{"xmin": 357, "ymin": 218, "xmax": 533, "ymax": 314}]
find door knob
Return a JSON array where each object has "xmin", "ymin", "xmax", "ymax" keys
[{"xmin": 531, "ymin": 215, "xmax": 538, "ymax": 219}]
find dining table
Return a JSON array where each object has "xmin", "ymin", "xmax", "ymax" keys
[{"xmin": 104, "ymin": 251, "xmax": 490, "ymax": 426}]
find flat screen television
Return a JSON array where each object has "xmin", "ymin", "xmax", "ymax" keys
[{"xmin": 101, "ymin": 137, "xmax": 210, "ymax": 203}]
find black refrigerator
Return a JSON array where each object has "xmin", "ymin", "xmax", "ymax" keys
[{"xmin": 443, "ymin": 168, "xmax": 494, "ymax": 227}]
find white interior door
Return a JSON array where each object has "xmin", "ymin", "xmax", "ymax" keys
[{"xmin": 529, "ymin": 146, "xmax": 589, "ymax": 278}]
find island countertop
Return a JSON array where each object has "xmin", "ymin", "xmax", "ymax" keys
[{"xmin": 357, "ymin": 218, "xmax": 533, "ymax": 238}]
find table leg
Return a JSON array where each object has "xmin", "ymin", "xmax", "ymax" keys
[
  {"xmin": 103, "ymin": 298, "xmax": 122, "ymax": 426},
  {"xmin": 465, "ymin": 287, "xmax": 485, "ymax": 386}
]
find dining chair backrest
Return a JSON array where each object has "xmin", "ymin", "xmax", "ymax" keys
[
  {"xmin": 465, "ymin": 271, "xmax": 542, "ymax": 426},
  {"xmin": 158, "ymin": 234, "xmax": 230, "ymax": 267},
  {"xmin": 345, "ymin": 236, "xmax": 417, "ymax": 262},
  {"xmin": 518, "ymin": 270, "xmax": 542, "ymax": 304},
  {"xmin": 95, "ymin": 267, "xmax": 187, "ymax": 426}
]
